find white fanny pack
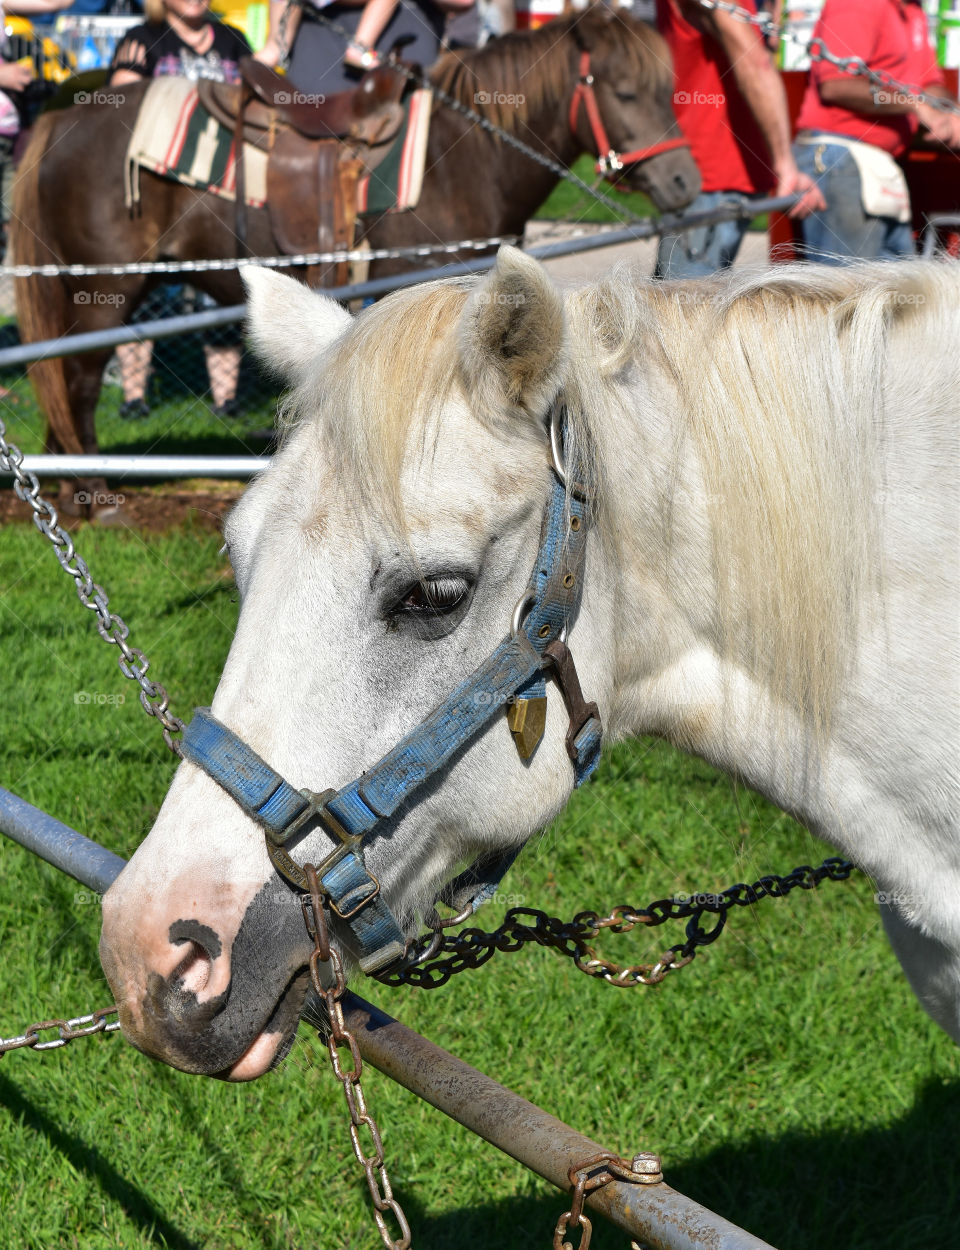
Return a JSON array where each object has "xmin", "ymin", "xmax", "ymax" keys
[{"xmin": 797, "ymin": 133, "xmax": 912, "ymax": 223}]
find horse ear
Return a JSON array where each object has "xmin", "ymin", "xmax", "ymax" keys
[
  {"xmin": 571, "ymin": 1, "xmax": 616, "ymax": 47},
  {"xmin": 242, "ymin": 267, "xmax": 351, "ymax": 381},
  {"xmin": 457, "ymin": 246, "xmax": 567, "ymax": 420}
]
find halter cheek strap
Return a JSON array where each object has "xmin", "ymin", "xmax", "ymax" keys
[
  {"xmin": 569, "ymin": 50, "xmax": 689, "ymax": 178},
  {"xmin": 180, "ymin": 408, "xmax": 603, "ymax": 974}
]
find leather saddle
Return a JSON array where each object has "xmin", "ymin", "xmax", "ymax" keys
[
  {"xmin": 197, "ymin": 57, "xmax": 406, "ymax": 151},
  {"xmin": 194, "ymin": 58, "xmax": 410, "ymax": 283}
]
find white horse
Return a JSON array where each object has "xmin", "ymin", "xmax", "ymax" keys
[{"xmin": 100, "ymin": 247, "xmax": 960, "ymax": 1080}]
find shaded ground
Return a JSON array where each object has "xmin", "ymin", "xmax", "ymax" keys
[{"xmin": 0, "ymin": 478, "xmax": 244, "ymax": 533}]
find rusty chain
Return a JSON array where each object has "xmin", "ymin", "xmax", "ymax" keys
[
  {"xmin": 302, "ymin": 864, "xmax": 412, "ymax": 1250},
  {"xmin": 0, "ymin": 1006, "xmax": 120, "ymax": 1056},
  {"xmin": 0, "ymin": 415, "xmax": 185, "ymax": 756},
  {"xmin": 374, "ymin": 857, "xmax": 856, "ymax": 990},
  {"xmin": 553, "ymin": 1152, "xmax": 662, "ymax": 1250}
]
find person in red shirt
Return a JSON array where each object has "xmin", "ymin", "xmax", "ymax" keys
[
  {"xmin": 655, "ymin": 0, "xmax": 823, "ymax": 278},
  {"xmin": 793, "ymin": 0, "xmax": 960, "ymax": 261}
]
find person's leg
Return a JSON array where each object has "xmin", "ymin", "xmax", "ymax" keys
[
  {"xmin": 793, "ymin": 142, "xmax": 885, "ymax": 264},
  {"xmin": 204, "ymin": 344, "xmax": 241, "ymax": 414},
  {"xmin": 881, "ymin": 217, "xmax": 916, "ymax": 260},
  {"xmin": 117, "ymin": 340, "xmax": 152, "ymax": 419},
  {"xmin": 655, "ymin": 190, "xmax": 750, "ymax": 279}
]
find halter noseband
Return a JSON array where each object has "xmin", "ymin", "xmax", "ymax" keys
[
  {"xmin": 569, "ymin": 50, "xmax": 689, "ymax": 177},
  {"xmin": 180, "ymin": 406, "xmax": 602, "ymax": 975}
]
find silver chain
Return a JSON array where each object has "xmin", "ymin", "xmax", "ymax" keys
[
  {"xmin": 0, "ymin": 234, "xmax": 519, "ymax": 280},
  {"xmin": 696, "ymin": 0, "xmax": 960, "ymax": 116},
  {"xmin": 0, "ymin": 1007, "xmax": 120, "ymax": 1056},
  {"xmin": 0, "ymin": 417, "xmax": 185, "ymax": 756}
]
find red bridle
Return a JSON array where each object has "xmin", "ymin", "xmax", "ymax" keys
[{"xmin": 569, "ymin": 50, "xmax": 689, "ymax": 178}]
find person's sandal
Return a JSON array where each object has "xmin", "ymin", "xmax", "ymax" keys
[
  {"xmin": 344, "ymin": 38, "xmax": 381, "ymax": 71},
  {"xmin": 119, "ymin": 398, "xmax": 150, "ymax": 420}
]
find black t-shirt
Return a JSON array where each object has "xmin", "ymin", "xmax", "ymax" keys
[{"xmin": 110, "ymin": 20, "xmax": 252, "ymax": 85}]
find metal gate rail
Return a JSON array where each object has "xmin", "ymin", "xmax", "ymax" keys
[
  {"xmin": 0, "ymin": 195, "xmax": 797, "ymax": 372},
  {"xmin": 0, "ymin": 784, "xmax": 775, "ymax": 1250}
]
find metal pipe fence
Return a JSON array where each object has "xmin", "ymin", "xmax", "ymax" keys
[
  {"xmin": 0, "ymin": 196, "xmax": 797, "ymax": 371},
  {"xmin": 0, "ymin": 782, "xmax": 776, "ymax": 1250}
]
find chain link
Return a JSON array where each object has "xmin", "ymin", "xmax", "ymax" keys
[
  {"xmin": 374, "ymin": 857, "xmax": 857, "ymax": 990},
  {"xmin": 552, "ymin": 1152, "xmax": 662, "ymax": 1250},
  {"xmin": 0, "ymin": 416, "xmax": 185, "ymax": 755},
  {"xmin": 696, "ymin": 0, "xmax": 960, "ymax": 116},
  {"xmin": 0, "ymin": 1007, "xmax": 119, "ymax": 1056},
  {"xmin": 303, "ymin": 865, "xmax": 412, "ymax": 1250}
]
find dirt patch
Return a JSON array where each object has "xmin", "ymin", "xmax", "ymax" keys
[{"xmin": 0, "ymin": 479, "xmax": 246, "ymax": 533}]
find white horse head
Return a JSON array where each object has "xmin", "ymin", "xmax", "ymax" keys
[{"xmin": 100, "ymin": 248, "xmax": 960, "ymax": 1079}]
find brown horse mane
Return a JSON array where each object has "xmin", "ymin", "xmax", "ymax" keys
[{"xmin": 430, "ymin": 8, "xmax": 672, "ymax": 134}]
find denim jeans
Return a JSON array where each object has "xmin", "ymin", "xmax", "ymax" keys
[
  {"xmin": 793, "ymin": 140, "xmax": 915, "ymax": 264},
  {"xmin": 654, "ymin": 190, "xmax": 756, "ymax": 279}
]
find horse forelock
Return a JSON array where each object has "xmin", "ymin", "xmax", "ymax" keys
[
  {"xmin": 279, "ymin": 280, "xmax": 474, "ymax": 531},
  {"xmin": 430, "ymin": 9, "xmax": 671, "ymax": 134},
  {"xmin": 566, "ymin": 260, "xmax": 960, "ymax": 730}
]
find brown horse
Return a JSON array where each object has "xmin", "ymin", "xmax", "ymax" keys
[{"xmin": 13, "ymin": 7, "xmax": 699, "ymax": 458}]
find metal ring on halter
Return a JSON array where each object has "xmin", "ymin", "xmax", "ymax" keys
[
  {"xmin": 549, "ymin": 405, "xmax": 590, "ymax": 500},
  {"xmin": 511, "ymin": 592, "xmax": 535, "ymax": 637}
]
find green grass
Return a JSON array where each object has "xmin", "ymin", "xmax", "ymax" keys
[
  {"xmin": 0, "ymin": 507, "xmax": 958, "ymax": 1250},
  {"xmin": 0, "ymin": 333, "xmax": 277, "ymax": 462},
  {"xmin": 535, "ymin": 155, "xmax": 659, "ymax": 223}
]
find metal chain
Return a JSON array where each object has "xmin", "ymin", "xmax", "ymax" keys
[
  {"xmin": 696, "ymin": 0, "xmax": 960, "ymax": 117},
  {"xmin": 310, "ymin": 9, "xmax": 650, "ymax": 225},
  {"xmin": 303, "ymin": 864, "xmax": 412, "ymax": 1250},
  {"xmin": 0, "ymin": 416, "xmax": 185, "ymax": 756},
  {"xmin": 552, "ymin": 1152, "xmax": 662, "ymax": 1250},
  {"xmin": 0, "ymin": 234, "xmax": 519, "ymax": 280},
  {"xmin": 0, "ymin": 1006, "xmax": 119, "ymax": 1056},
  {"xmin": 374, "ymin": 857, "xmax": 857, "ymax": 990}
]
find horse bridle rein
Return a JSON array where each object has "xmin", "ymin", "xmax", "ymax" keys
[
  {"xmin": 569, "ymin": 50, "xmax": 690, "ymax": 177},
  {"xmin": 179, "ymin": 406, "xmax": 603, "ymax": 974}
]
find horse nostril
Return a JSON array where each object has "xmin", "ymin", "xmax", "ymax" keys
[
  {"xmin": 171, "ymin": 940, "xmax": 214, "ymax": 995},
  {"xmin": 167, "ymin": 920, "xmax": 223, "ymax": 995}
]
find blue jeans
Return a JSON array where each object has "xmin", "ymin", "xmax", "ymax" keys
[
  {"xmin": 655, "ymin": 190, "xmax": 756, "ymax": 279},
  {"xmin": 793, "ymin": 140, "xmax": 915, "ymax": 264}
]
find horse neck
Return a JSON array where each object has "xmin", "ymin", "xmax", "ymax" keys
[
  {"xmin": 433, "ymin": 37, "xmax": 584, "ymax": 233},
  {"xmin": 580, "ymin": 354, "xmax": 835, "ymax": 815}
]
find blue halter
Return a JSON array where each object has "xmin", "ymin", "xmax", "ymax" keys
[{"xmin": 180, "ymin": 410, "xmax": 602, "ymax": 974}]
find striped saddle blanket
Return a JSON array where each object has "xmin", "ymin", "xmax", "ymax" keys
[{"xmin": 124, "ymin": 76, "xmax": 432, "ymax": 217}]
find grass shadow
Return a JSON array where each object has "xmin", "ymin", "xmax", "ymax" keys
[
  {"xmin": 403, "ymin": 1076, "xmax": 960, "ymax": 1250},
  {"xmin": 0, "ymin": 1071, "xmax": 199, "ymax": 1249}
]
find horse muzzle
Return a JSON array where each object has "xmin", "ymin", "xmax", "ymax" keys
[{"xmin": 99, "ymin": 872, "xmax": 315, "ymax": 1079}]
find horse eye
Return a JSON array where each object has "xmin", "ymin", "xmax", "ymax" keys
[
  {"xmin": 400, "ymin": 576, "xmax": 470, "ymax": 615},
  {"xmin": 615, "ymin": 89, "xmax": 637, "ymax": 102}
]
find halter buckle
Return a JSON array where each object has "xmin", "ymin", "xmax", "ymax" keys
[{"xmin": 597, "ymin": 151, "xmax": 624, "ymax": 175}]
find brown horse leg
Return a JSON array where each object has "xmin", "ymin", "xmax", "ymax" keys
[{"xmin": 53, "ymin": 350, "xmax": 117, "ymax": 518}]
